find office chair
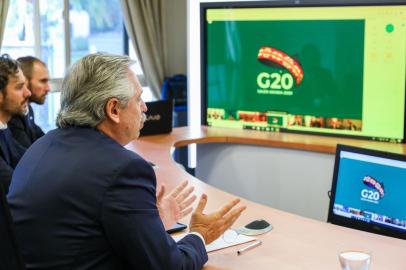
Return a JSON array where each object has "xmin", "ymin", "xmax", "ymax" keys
[
  {"xmin": 161, "ymin": 74, "xmax": 187, "ymax": 112},
  {"xmin": 161, "ymin": 74, "xmax": 189, "ymax": 171},
  {"xmin": 0, "ymin": 184, "xmax": 25, "ymax": 270}
]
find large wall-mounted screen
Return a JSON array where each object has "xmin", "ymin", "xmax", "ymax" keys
[{"xmin": 201, "ymin": 1, "xmax": 406, "ymax": 142}]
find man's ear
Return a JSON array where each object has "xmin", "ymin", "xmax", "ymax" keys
[{"xmin": 105, "ymin": 98, "xmax": 121, "ymax": 124}]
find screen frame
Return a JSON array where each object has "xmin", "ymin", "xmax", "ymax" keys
[
  {"xmin": 327, "ymin": 144, "xmax": 406, "ymax": 240},
  {"xmin": 200, "ymin": 0, "xmax": 406, "ymax": 143}
]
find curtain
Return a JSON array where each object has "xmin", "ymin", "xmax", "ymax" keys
[
  {"xmin": 0, "ymin": 0, "xmax": 10, "ymax": 49},
  {"xmin": 120, "ymin": 0, "xmax": 166, "ymax": 99}
]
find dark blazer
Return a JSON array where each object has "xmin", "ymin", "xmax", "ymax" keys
[
  {"xmin": 0, "ymin": 128, "xmax": 26, "ymax": 194},
  {"xmin": 8, "ymin": 105, "xmax": 45, "ymax": 148},
  {"xmin": 8, "ymin": 127, "xmax": 207, "ymax": 270}
]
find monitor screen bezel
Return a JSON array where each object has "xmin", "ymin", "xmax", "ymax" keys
[
  {"xmin": 327, "ymin": 144, "xmax": 406, "ymax": 240},
  {"xmin": 200, "ymin": 0, "xmax": 406, "ymax": 143}
]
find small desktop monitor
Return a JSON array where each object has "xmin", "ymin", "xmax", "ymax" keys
[
  {"xmin": 328, "ymin": 144, "xmax": 406, "ymax": 239},
  {"xmin": 201, "ymin": 0, "xmax": 406, "ymax": 142}
]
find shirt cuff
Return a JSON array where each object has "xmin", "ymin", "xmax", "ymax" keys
[{"xmin": 188, "ymin": 232, "xmax": 206, "ymax": 246}]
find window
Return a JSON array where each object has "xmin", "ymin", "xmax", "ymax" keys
[
  {"xmin": 39, "ymin": 0, "xmax": 65, "ymax": 78},
  {"xmin": 129, "ymin": 42, "xmax": 154, "ymax": 102},
  {"xmin": 2, "ymin": 0, "xmax": 152, "ymax": 132},
  {"xmin": 2, "ymin": 0, "xmax": 36, "ymax": 58},
  {"xmin": 69, "ymin": 0, "xmax": 125, "ymax": 64}
]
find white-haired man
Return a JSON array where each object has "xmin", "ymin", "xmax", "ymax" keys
[{"xmin": 8, "ymin": 53, "xmax": 245, "ymax": 269}]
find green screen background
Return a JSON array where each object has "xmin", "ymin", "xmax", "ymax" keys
[{"xmin": 208, "ymin": 20, "xmax": 364, "ymax": 119}]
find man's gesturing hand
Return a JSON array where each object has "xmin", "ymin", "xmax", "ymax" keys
[
  {"xmin": 157, "ymin": 180, "xmax": 197, "ymax": 230},
  {"xmin": 189, "ymin": 194, "xmax": 246, "ymax": 244}
]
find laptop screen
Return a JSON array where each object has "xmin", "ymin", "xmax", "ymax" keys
[{"xmin": 328, "ymin": 144, "xmax": 406, "ymax": 239}]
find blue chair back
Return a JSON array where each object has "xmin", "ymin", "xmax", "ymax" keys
[{"xmin": 161, "ymin": 74, "xmax": 187, "ymax": 111}]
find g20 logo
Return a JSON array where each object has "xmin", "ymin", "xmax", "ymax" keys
[
  {"xmin": 257, "ymin": 46, "xmax": 304, "ymax": 88},
  {"xmin": 257, "ymin": 72, "xmax": 294, "ymax": 91},
  {"xmin": 361, "ymin": 189, "xmax": 380, "ymax": 201},
  {"xmin": 362, "ymin": 176, "xmax": 385, "ymax": 202}
]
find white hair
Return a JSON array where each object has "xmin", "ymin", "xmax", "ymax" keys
[{"xmin": 57, "ymin": 53, "xmax": 136, "ymax": 128}]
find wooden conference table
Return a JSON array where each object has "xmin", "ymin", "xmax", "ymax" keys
[{"xmin": 126, "ymin": 126, "xmax": 406, "ymax": 270}]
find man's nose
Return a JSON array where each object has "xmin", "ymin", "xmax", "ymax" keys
[
  {"xmin": 142, "ymin": 101, "xmax": 148, "ymax": 112},
  {"xmin": 24, "ymin": 86, "xmax": 32, "ymax": 98},
  {"xmin": 45, "ymin": 82, "xmax": 51, "ymax": 92}
]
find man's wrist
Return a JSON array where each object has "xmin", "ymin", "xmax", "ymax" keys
[{"xmin": 188, "ymin": 231, "xmax": 206, "ymax": 246}]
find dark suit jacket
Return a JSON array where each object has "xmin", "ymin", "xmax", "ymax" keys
[
  {"xmin": 7, "ymin": 127, "xmax": 207, "ymax": 270},
  {"xmin": 0, "ymin": 128, "xmax": 26, "ymax": 193},
  {"xmin": 9, "ymin": 105, "xmax": 45, "ymax": 148}
]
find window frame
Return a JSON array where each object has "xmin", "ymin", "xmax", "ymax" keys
[
  {"xmin": 7, "ymin": 0, "xmax": 147, "ymax": 90},
  {"xmin": 2, "ymin": 0, "xmax": 154, "ymax": 132}
]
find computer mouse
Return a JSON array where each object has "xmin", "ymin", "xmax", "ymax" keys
[
  {"xmin": 237, "ymin": 219, "xmax": 273, "ymax": 236},
  {"xmin": 245, "ymin": 219, "xmax": 271, "ymax": 230}
]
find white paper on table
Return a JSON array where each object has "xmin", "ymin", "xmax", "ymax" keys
[{"xmin": 172, "ymin": 229, "xmax": 256, "ymax": 253}]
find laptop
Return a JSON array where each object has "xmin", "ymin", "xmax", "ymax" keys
[
  {"xmin": 140, "ymin": 100, "xmax": 173, "ymax": 136},
  {"xmin": 327, "ymin": 144, "xmax": 406, "ymax": 240}
]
